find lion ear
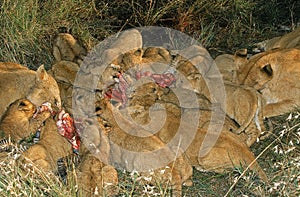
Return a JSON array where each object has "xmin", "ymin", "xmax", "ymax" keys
[
  {"xmin": 261, "ymin": 63, "xmax": 273, "ymax": 77},
  {"xmin": 36, "ymin": 65, "xmax": 49, "ymax": 82},
  {"xmin": 17, "ymin": 100, "xmax": 32, "ymax": 111}
]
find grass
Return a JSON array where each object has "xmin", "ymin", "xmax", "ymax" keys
[
  {"xmin": 0, "ymin": 152, "xmax": 79, "ymax": 196},
  {"xmin": 0, "ymin": 0, "xmax": 300, "ymax": 196}
]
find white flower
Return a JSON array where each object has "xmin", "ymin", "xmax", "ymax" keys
[
  {"xmin": 94, "ymin": 186, "xmax": 99, "ymax": 195},
  {"xmin": 286, "ymin": 113, "xmax": 293, "ymax": 121},
  {"xmin": 160, "ymin": 169, "xmax": 166, "ymax": 174},
  {"xmin": 143, "ymin": 176, "xmax": 152, "ymax": 182},
  {"xmin": 130, "ymin": 169, "xmax": 139, "ymax": 178}
]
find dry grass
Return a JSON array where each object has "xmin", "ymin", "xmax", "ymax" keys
[{"xmin": 0, "ymin": 0, "xmax": 299, "ymax": 196}]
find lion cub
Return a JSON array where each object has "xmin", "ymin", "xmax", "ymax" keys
[
  {"xmin": 52, "ymin": 33, "xmax": 87, "ymax": 65},
  {"xmin": 0, "ymin": 98, "xmax": 71, "ymax": 171},
  {"xmin": 20, "ymin": 117, "xmax": 72, "ymax": 172},
  {"xmin": 0, "ymin": 99, "xmax": 48, "ymax": 142}
]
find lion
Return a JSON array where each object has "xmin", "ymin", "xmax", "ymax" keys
[
  {"xmin": 209, "ymin": 46, "xmax": 300, "ymax": 144},
  {"xmin": 255, "ymin": 27, "xmax": 300, "ymax": 51},
  {"xmin": 53, "ymin": 30, "xmax": 268, "ymax": 196},
  {"xmin": 76, "ymin": 151, "xmax": 119, "ymax": 196},
  {"xmin": 213, "ymin": 47, "xmax": 300, "ymax": 119},
  {"xmin": 0, "ymin": 98, "xmax": 71, "ymax": 171},
  {"xmin": 91, "ymin": 61, "xmax": 267, "ymax": 187},
  {"xmin": 0, "ymin": 98, "xmax": 118, "ymax": 197},
  {"xmin": 94, "ymin": 98, "xmax": 194, "ymax": 196},
  {"xmin": 114, "ymin": 81, "xmax": 267, "ymax": 180},
  {"xmin": 0, "ymin": 63, "xmax": 61, "ymax": 120},
  {"xmin": 198, "ymin": 82, "xmax": 265, "ymax": 147},
  {"xmin": 214, "ymin": 48, "xmax": 248, "ymax": 83},
  {"xmin": 0, "ymin": 99, "xmax": 49, "ymax": 142},
  {"xmin": 0, "ymin": 62, "xmax": 29, "ymax": 71},
  {"xmin": 92, "ymin": 87, "xmax": 267, "ymax": 191},
  {"xmin": 20, "ymin": 117, "xmax": 73, "ymax": 172},
  {"xmin": 52, "ymin": 32, "xmax": 87, "ymax": 65},
  {"xmin": 174, "ymin": 47, "xmax": 265, "ymax": 146},
  {"xmin": 50, "ymin": 60, "xmax": 80, "ymax": 114},
  {"xmin": 237, "ymin": 48, "xmax": 300, "ymax": 118}
]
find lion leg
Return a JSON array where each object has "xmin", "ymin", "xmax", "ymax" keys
[
  {"xmin": 77, "ymin": 153, "xmax": 118, "ymax": 197},
  {"xmin": 263, "ymin": 100, "xmax": 298, "ymax": 118},
  {"xmin": 20, "ymin": 144, "xmax": 50, "ymax": 171},
  {"xmin": 198, "ymin": 132, "xmax": 267, "ymax": 182}
]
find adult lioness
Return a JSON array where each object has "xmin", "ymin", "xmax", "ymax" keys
[
  {"xmin": 213, "ymin": 47, "xmax": 300, "ymax": 143},
  {"xmin": 0, "ymin": 63, "xmax": 61, "ymax": 119},
  {"xmin": 256, "ymin": 27, "xmax": 300, "ymax": 51},
  {"xmin": 237, "ymin": 48, "xmax": 300, "ymax": 118}
]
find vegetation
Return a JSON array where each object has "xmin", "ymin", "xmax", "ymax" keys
[{"xmin": 0, "ymin": 0, "xmax": 299, "ymax": 196}]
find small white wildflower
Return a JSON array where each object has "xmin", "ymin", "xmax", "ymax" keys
[
  {"xmin": 279, "ymin": 129, "xmax": 286, "ymax": 137},
  {"xmin": 144, "ymin": 184, "xmax": 155, "ymax": 193},
  {"xmin": 273, "ymin": 145, "xmax": 279, "ymax": 153},
  {"xmin": 242, "ymin": 175, "xmax": 250, "ymax": 182},
  {"xmin": 16, "ymin": 183, "xmax": 22, "ymax": 190},
  {"xmin": 130, "ymin": 170, "xmax": 139, "ymax": 178},
  {"xmin": 274, "ymin": 181, "xmax": 282, "ymax": 188},
  {"xmin": 143, "ymin": 176, "xmax": 152, "ymax": 182},
  {"xmin": 94, "ymin": 186, "xmax": 99, "ymax": 195},
  {"xmin": 6, "ymin": 182, "xmax": 13, "ymax": 191},
  {"xmin": 160, "ymin": 169, "xmax": 166, "ymax": 175},
  {"xmin": 233, "ymin": 176, "xmax": 239, "ymax": 183},
  {"xmin": 286, "ymin": 113, "xmax": 293, "ymax": 121}
]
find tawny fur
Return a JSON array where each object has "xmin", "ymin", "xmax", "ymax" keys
[
  {"xmin": 237, "ymin": 48, "xmax": 300, "ymax": 118},
  {"xmin": 0, "ymin": 63, "xmax": 61, "ymax": 120},
  {"xmin": 20, "ymin": 117, "xmax": 72, "ymax": 172},
  {"xmin": 120, "ymin": 82, "xmax": 267, "ymax": 181},
  {"xmin": 256, "ymin": 27, "xmax": 300, "ymax": 51},
  {"xmin": 0, "ymin": 99, "xmax": 49, "ymax": 142},
  {"xmin": 51, "ymin": 31, "xmax": 269, "ymax": 196},
  {"xmin": 53, "ymin": 33, "xmax": 87, "ymax": 65}
]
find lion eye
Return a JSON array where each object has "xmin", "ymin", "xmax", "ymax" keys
[
  {"xmin": 54, "ymin": 99, "xmax": 58, "ymax": 106},
  {"xmin": 19, "ymin": 101, "xmax": 27, "ymax": 107},
  {"xmin": 261, "ymin": 63, "xmax": 273, "ymax": 76}
]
